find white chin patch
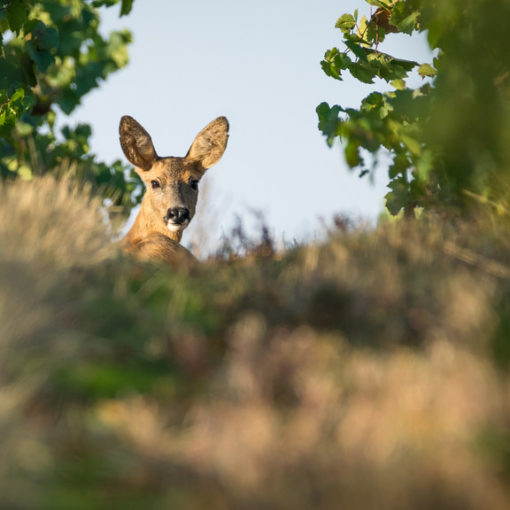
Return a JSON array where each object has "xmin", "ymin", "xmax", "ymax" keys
[{"xmin": 167, "ymin": 222, "xmax": 188, "ymax": 233}]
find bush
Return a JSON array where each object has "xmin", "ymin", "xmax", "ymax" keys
[
  {"xmin": 318, "ymin": 0, "xmax": 510, "ymax": 216},
  {"xmin": 0, "ymin": 0, "xmax": 140, "ymax": 210},
  {"xmin": 1, "ymin": 177, "xmax": 510, "ymax": 509}
]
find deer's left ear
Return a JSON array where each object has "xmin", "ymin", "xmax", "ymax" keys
[
  {"xmin": 119, "ymin": 115, "xmax": 158, "ymax": 171},
  {"xmin": 186, "ymin": 116, "xmax": 229, "ymax": 171}
]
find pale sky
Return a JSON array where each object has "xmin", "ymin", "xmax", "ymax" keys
[{"xmin": 67, "ymin": 0, "xmax": 432, "ymax": 251}]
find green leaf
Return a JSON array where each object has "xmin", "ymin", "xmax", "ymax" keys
[
  {"xmin": 27, "ymin": 41, "xmax": 55, "ymax": 72},
  {"xmin": 10, "ymin": 88, "xmax": 25, "ymax": 102},
  {"xmin": 349, "ymin": 62, "xmax": 376, "ymax": 84},
  {"xmin": 385, "ymin": 191, "xmax": 402, "ymax": 216},
  {"xmin": 345, "ymin": 40, "xmax": 368, "ymax": 62},
  {"xmin": 362, "ymin": 92, "xmax": 384, "ymax": 109},
  {"xmin": 37, "ymin": 25, "xmax": 59, "ymax": 51},
  {"xmin": 366, "ymin": 0, "xmax": 391, "ymax": 9},
  {"xmin": 392, "ymin": 58, "xmax": 418, "ymax": 72},
  {"xmin": 0, "ymin": 87, "xmax": 34, "ymax": 129},
  {"xmin": 91, "ymin": 0, "xmax": 117, "ymax": 7},
  {"xmin": 316, "ymin": 102, "xmax": 343, "ymax": 147},
  {"xmin": 344, "ymin": 32, "xmax": 369, "ymax": 45},
  {"xmin": 345, "ymin": 139, "xmax": 361, "ymax": 167},
  {"xmin": 387, "ymin": 88, "xmax": 429, "ymax": 121},
  {"xmin": 389, "ymin": 152, "xmax": 410, "ymax": 179},
  {"xmin": 6, "ymin": 0, "xmax": 27, "ymax": 34},
  {"xmin": 418, "ymin": 64, "xmax": 437, "ymax": 78},
  {"xmin": 57, "ymin": 88, "xmax": 81, "ymax": 115},
  {"xmin": 361, "ymin": 92, "xmax": 391, "ymax": 119},
  {"xmin": 321, "ymin": 48, "xmax": 352, "ymax": 80},
  {"xmin": 389, "ymin": 3, "xmax": 420, "ymax": 35},
  {"xmin": 335, "ymin": 52, "xmax": 352, "ymax": 70},
  {"xmin": 335, "ymin": 14, "xmax": 356, "ymax": 33},
  {"xmin": 385, "ymin": 178, "xmax": 409, "ymax": 215},
  {"xmin": 391, "ymin": 78, "xmax": 406, "ymax": 90},
  {"xmin": 321, "ymin": 59, "xmax": 341, "ymax": 80},
  {"xmin": 368, "ymin": 52, "xmax": 417, "ymax": 82},
  {"xmin": 120, "ymin": 0, "xmax": 134, "ymax": 16}
]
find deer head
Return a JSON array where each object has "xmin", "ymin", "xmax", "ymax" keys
[{"xmin": 119, "ymin": 115, "xmax": 229, "ymax": 242}]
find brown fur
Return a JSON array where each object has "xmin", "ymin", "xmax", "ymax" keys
[
  {"xmin": 123, "ymin": 233, "xmax": 195, "ymax": 269},
  {"xmin": 119, "ymin": 115, "xmax": 229, "ymax": 266}
]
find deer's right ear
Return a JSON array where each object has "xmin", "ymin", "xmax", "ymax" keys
[{"xmin": 119, "ymin": 116, "xmax": 158, "ymax": 171}]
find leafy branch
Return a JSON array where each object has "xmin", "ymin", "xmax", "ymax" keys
[
  {"xmin": 0, "ymin": 0, "xmax": 139, "ymax": 210},
  {"xmin": 319, "ymin": 0, "xmax": 510, "ymax": 217},
  {"xmin": 317, "ymin": 1, "xmax": 439, "ymax": 216}
]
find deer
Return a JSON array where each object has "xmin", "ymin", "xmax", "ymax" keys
[{"xmin": 119, "ymin": 115, "xmax": 229, "ymax": 266}]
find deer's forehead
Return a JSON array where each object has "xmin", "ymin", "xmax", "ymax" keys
[{"xmin": 149, "ymin": 158, "xmax": 199, "ymax": 182}]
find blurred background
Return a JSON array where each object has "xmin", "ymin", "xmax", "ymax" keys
[{"xmin": 67, "ymin": 0, "xmax": 432, "ymax": 248}]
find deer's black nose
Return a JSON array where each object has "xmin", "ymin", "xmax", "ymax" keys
[{"xmin": 165, "ymin": 207, "xmax": 190, "ymax": 224}]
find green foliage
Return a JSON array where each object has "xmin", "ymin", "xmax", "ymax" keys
[
  {"xmin": 317, "ymin": 0, "xmax": 510, "ymax": 216},
  {"xmin": 0, "ymin": 0, "xmax": 139, "ymax": 208}
]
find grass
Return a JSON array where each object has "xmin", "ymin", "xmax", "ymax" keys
[{"xmin": 1, "ymin": 176, "xmax": 510, "ymax": 509}]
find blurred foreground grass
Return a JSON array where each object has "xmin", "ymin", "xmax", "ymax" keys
[{"xmin": 1, "ymin": 177, "xmax": 510, "ymax": 509}]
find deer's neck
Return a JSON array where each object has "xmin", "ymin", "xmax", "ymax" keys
[{"xmin": 127, "ymin": 200, "xmax": 182, "ymax": 243}]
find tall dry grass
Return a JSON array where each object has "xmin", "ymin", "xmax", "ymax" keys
[{"xmin": 1, "ymin": 177, "xmax": 510, "ymax": 509}]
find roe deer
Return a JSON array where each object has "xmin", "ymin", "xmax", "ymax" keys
[{"xmin": 119, "ymin": 115, "xmax": 229, "ymax": 266}]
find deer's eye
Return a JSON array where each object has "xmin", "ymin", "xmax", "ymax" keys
[
  {"xmin": 150, "ymin": 180, "xmax": 160, "ymax": 189},
  {"xmin": 190, "ymin": 179, "xmax": 199, "ymax": 191}
]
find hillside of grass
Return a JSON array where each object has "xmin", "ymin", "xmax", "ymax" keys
[{"xmin": 1, "ymin": 177, "xmax": 510, "ymax": 510}]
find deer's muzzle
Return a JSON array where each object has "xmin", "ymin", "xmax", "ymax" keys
[{"xmin": 164, "ymin": 207, "xmax": 190, "ymax": 231}]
